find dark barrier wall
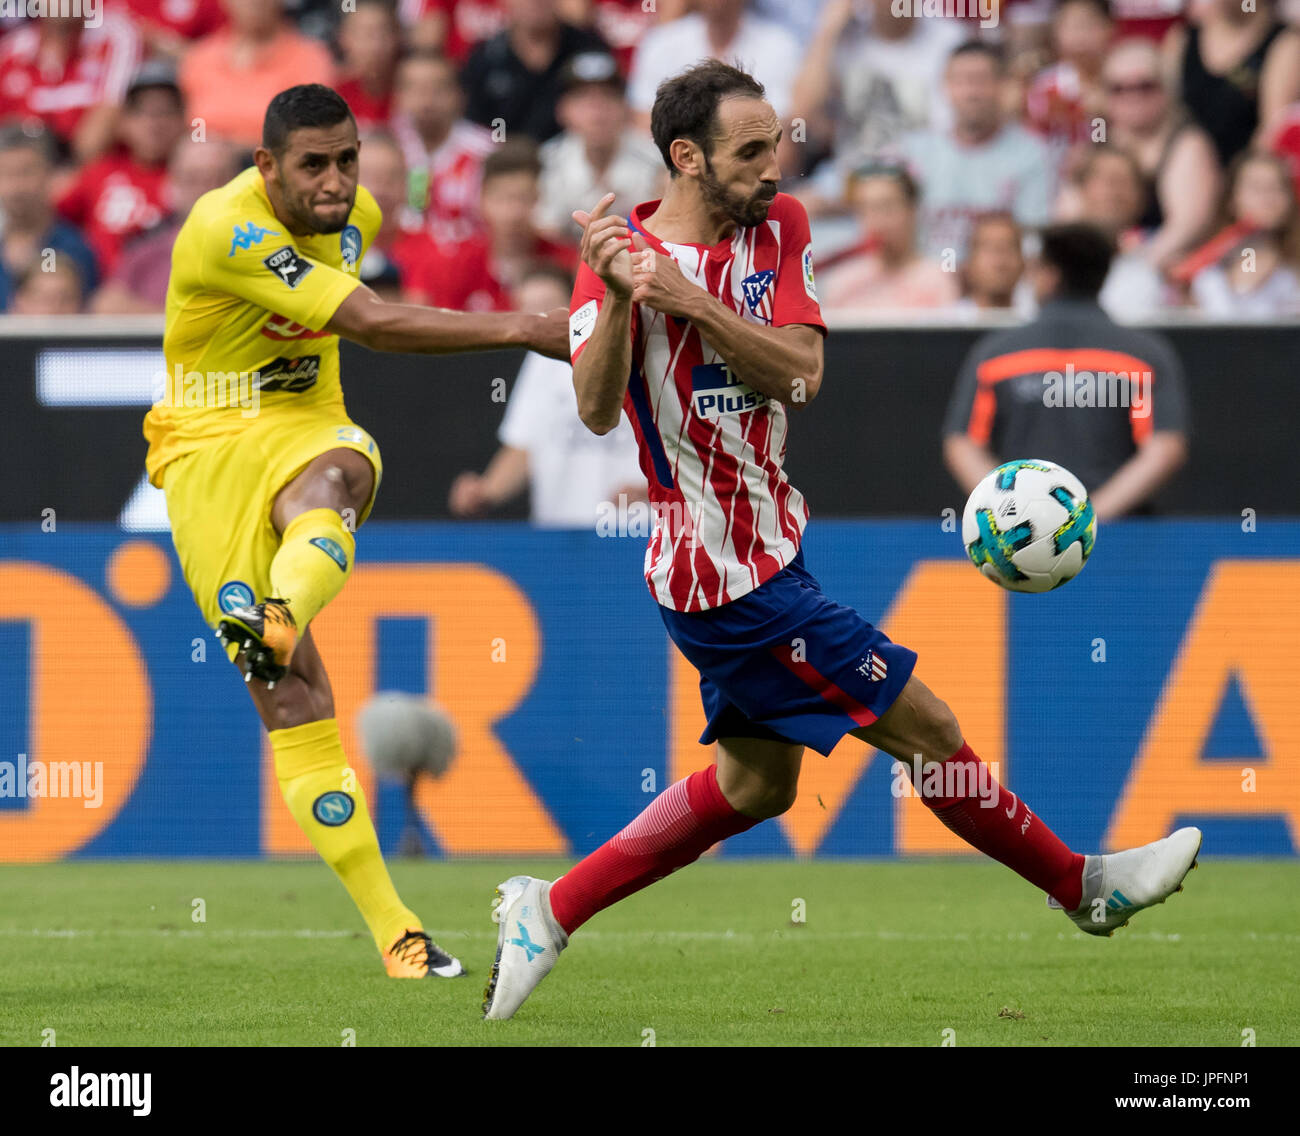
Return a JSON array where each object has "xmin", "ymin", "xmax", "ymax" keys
[{"xmin": 4, "ymin": 325, "xmax": 1298, "ymax": 521}]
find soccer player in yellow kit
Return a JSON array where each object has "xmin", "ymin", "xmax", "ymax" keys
[{"xmin": 145, "ymin": 85, "xmax": 567, "ymax": 978}]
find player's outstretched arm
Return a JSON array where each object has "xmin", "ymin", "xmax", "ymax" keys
[
  {"xmin": 572, "ymin": 193, "xmax": 635, "ymax": 435},
  {"xmin": 326, "ymin": 284, "xmax": 570, "ymax": 359}
]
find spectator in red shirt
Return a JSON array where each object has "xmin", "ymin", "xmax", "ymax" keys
[
  {"xmin": 123, "ymin": 0, "xmax": 227, "ymax": 60},
  {"xmin": 56, "ymin": 63, "xmax": 186, "ymax": 278},
  {"xmin": 335, "ymin": 0, "xmax": 402, "ymax": 130},
  {"xmin": 406, "ymin": 138, "xmax": 577, "ymax": 311},
  {"xmin": 92, "ymin": 138, "xmax": 242, "ymax": 314},
  {"xmin": 0, "ymin": 12, "xmax": 142, "ymax": 161},
  {"xmin": 392, "ymin": 49, "xmax": 495, "ymax": 245},
  {"xmin": 1026, "ymin": 0, "xmax": 1115, "ymax": 153},
  {"xmin": 353, "ymin": 130, "xmax": 444, "ymax": 302},
  {"xmin": 401, "ymin": 0, "xmax": 508, "ymax": 62}
]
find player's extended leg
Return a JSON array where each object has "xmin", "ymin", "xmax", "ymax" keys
[
  {"xmin": 850, "ymin": 674, "xmax": 1201, "ymax": 935},
  {"xmin": 219, "ymin": 448, "xmax": 371, "ymax": 683},
  {"xmin": 232, "ymin": 449, "xmax": 464, "ymax": 978},
  {"xmin": 483, "ymin": 736, "xmax": 801, "ymax": 1019}
]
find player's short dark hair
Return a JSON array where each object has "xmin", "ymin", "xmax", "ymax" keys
[
  {"xmin": 948, "ymin": 40, "xmax": 1005, "ymax": 72},
  {"xmin": 482, "ymin": 138, "xmax": 541, "ymax": 184},
  {"xmin": 263, "ymin": 84, "xmax": 356, "ymax": 155},
  {"xmin": 1039, "ymin": 222, "xmax": 1115, "ymax": 297},
  {"xmin": 650, "ymin": 60, "xmax": 766, "ymax": 176}
]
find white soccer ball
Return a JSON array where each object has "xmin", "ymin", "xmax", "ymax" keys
[
  {"xmin": 961, "ymin": 459, "xmax": 1096, "ymax": 593},
  {"xmin": 357, "ymin": 692, "xmax": 457, "ymax": 779}
]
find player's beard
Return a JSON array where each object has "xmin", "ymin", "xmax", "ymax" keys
[{"xmin": 698, "ymin": 154, "xmax": 777, "ymax": 229}]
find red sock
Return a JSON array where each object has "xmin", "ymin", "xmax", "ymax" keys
[
  {"xmin": 548, "ymin": 765, "xmax": 759, "ymax": 935},
  {"xmin": 918, "ymin": 741, "xmax": 1085, "ymax": 910}
]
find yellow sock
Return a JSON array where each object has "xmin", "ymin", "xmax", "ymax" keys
[
  {"xmin": 270, "ymin": 718, "xmax": 419, "ymax": 953},
  {"xmin": 269, "ymin": 508, "xmax": 356, "ymax": 628}
]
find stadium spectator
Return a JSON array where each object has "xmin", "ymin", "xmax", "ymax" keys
[
  {"xmin": 1187, "ymin": 150, "xmax": 1300, "ymax": 318},
  {"xmin": 0, "ymin": 126, "xmax": 97, "ymax": 312},
  {"xmin": 352, "ymin": 130, "xmax": 443, "ymax": 302},
  {"xmin": 401, "ymin": 0, "xmax": 508, "ymax": 61},
  {"xmin": 405, "ymin": 138, "xmax": 578, "ymax": 310},
  {"xmin": 954, "ymin": 212, "xmax": 1031, "ymax": 316},
  {"xmin": 9, "ymin": 256, "xmax": 84, "ymax": 315},
  {"xmin": 334, "ymin": 0, "xmax": 403, "ymax": 130},
  {"xmin": 1110, "ymin": 0, "xmax": 1186, "ymax": 42},
  {"xmin": 56, "ymin": 63, "xmax": 185, "ymax": 279},
  {"xmin": 459, "ymin": 0, "xmax": 610, "ymax": 144},
  {"xmin": 391, "ymin": 50, "xmax": 494, "ymax": 245},
  {"xmin": 448, "ymin": 262, "xmax": 644, "ymax": 527},
  {"xmin": 1025, "ymin": 0, "xmax": 1114, "ymax": 153},
  {"xmin": 1099, "ymin": 37, "xmax": 1221, "ymax": 269},
  {"xmin": 1164, "ymin": 0, "xmax": 1300, "ymax": 168},
  {"xmin": 792, "ymin": 0, "xmax": 964, "ymax": 211},
  {"xmin": 123, "ymin": 0, "xmax": 227, "ymax": 60},
  {"xmin": 536, "ymin": 51, "xmax": 663, "ymax": 240},
  {"xmin": 1267, "ymin": 101, "xmax": 1300, "ymax": 201},
  {"xmin": 574, "ymin": 0, "xmax": 663, "ymax": 73},
  {"xmin": 943, "ymin": 222, "xmax": 1190, "ymax": 520},
  {"xmin": 815, "ymin": 165, "xmax": 960, "ymax": 310},
  {"xmin": 0, "ymin": 12, "xmax": 142, "ymax": 162},
  {"xmin": 895, "ymin": 42, "xmax": 1053, "ymax": 261},
  {"xmin": 628, "ymin": 0, "xmax": 801, "ymax": 131},
  {"xmin": 1071, "ymin": 143, "xmax": 1168, "ymax": 318},
  {"xmin": 750, "ymin": 0, "xmax": 830, "ymax": 48},
  {"xmin": 91, "ymin": 139, "xmax": 242, "ymax": 314},
  {"xmin": 179, "ymin": 0, "xmax": 336, "ymax": 148}
]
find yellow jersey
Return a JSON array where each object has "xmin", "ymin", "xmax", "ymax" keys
[{"xmin": 144, "ymin": 166, "xmax": 380, "ymax": 486}]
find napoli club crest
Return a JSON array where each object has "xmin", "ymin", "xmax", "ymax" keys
[{"xmin": 340, "ymin": 224, "xmax": 362, "ymax": 271}]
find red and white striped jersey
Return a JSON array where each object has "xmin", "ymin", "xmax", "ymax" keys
[{"xmin": 569, "ymin": 193, "xmax": 826, "ymax": 613}]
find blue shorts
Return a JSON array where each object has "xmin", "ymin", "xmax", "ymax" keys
[{"xmin": 659, "ymin": 550, "xmax": 917, "ymax": 757}]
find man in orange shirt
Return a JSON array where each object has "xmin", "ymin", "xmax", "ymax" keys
[{"xmin": 179, "ymin": 0, "xmax": 335, "ymax": 147}]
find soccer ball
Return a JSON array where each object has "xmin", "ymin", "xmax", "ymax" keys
[
  {"xmin": 357, "ymin": 692, "xmax": 457, "ymax": 779},
  {"xmin": 962, "ymin": 459, "xmax": 1096, "ymax": 593}
]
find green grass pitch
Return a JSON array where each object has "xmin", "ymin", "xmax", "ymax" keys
[{"xmin": 2, "ymin": 859, "xmax": 1297, "ymax": 1047}]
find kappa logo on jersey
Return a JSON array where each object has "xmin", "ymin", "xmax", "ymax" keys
[
  {"xmin": 228, "ymin": 221, "xmax": 280, "ymax": 256},
  {"xmin": 857, "ymin": 650, "xmax": 888, "ymax": 682},
  {"xmin": 340, "ymin": 224, "xmax": 362, "ymax": 270},
  {"xmin": 254, "ymin": 355, "xmax": 321, "ymax": 393},
  {"xmin": 741, "ymin": 269, "xmax": 774, "ymax": 313},
  {"xmin": 690, "ymin": 362, "xmax": 767, "ymax": 419},
  {"xmin": 262, "ymin": 246, "xmax": 314, "ymax": 289}
]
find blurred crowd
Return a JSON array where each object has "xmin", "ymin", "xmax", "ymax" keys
[{"xmin": 1, "ymin": 0, "xmax": 1299, "ymax": 321}]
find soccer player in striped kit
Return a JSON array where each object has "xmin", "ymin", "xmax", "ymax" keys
[{"xmin": 483, "ymin": 61, "xmax": 1201, "ymax": 1020}]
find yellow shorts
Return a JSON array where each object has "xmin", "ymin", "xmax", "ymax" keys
[{"xmin": 161, "ymin": 413, "xmax": 382, "ymax": 631}]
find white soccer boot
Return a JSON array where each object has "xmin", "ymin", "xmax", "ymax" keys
[
  {"xmin": 482, "ymin": 875, "xmax": 568, "ymax": 1020},
  {"xmin": 1049, "ymin": 826, "xmax": 1202, "ymax": 936}
]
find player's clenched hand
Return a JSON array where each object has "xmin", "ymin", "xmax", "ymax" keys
[
  {"xmin": 572, "ymin": 192, "xmax": 633, "ymax": 299},
  {"xmin": 630, "ymin": 246, "xmax": 699, "ymax": 318}
]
